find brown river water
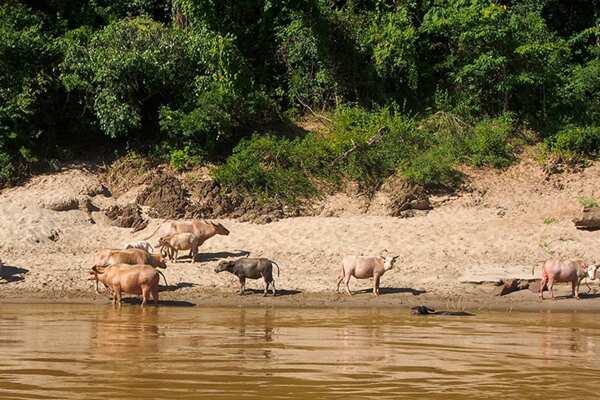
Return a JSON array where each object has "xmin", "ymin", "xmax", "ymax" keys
[{"xmin": 1, "ymin": 304, "xmax": 599, "ymax": 399}]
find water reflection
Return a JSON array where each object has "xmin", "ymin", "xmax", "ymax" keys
[{"xmin": 0, "ymin": 305, "xmax": 600, "ymax": 399}]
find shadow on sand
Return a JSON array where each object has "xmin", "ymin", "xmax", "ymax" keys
[
  {"xmin": 235, "ymin": 288, "xmax": 302, "ymax": 297},
  {"xmin": 171, "ymin": 250, "xmax": 251, "ymax": 263},
  {"xmin": 160, "ymin": 282, "xmax": 197, "ymax": 292}
]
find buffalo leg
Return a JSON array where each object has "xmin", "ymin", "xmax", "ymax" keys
[
  {"xmin": 141, "ymin": 287, "xmax": 149, "ymax": 307},
  {"xmin": 548, "ymin": 278, "xmax": 555, "ymax": 300},
  {"xmin": 373, "ymin": 274, "xmax": 381, "ymax": 296},
  {"xmin": 336, "ymin": 274, "xmax": 344, "ymax": 293},
  {"xmin": 191, "ymin": 245, "xmax": 198, "ymax": 263},
  {"xmin": 262, "ymin": 274, "xmax": 268, "ymax": 297},
  {"xmin": 271, "ymin": 280, "xmax": 277, "ymax": 297},
  {"xmin": 539, "ymin": 276, "xmax": 548, "ymax": 299},
  {"xmin": 239, "ymin": 276, "xmax": 246, "ymax": 295},
  {"xmin": 573, "ymin": 280, "xmax": 580, "ymax": 300},
  {"xmin": 152, "ymin": 286, "xmax": 159, "ymax": 306},
  {"xmin": 344, "ymin": 275, "xmax": 353, "ymax": 296}
]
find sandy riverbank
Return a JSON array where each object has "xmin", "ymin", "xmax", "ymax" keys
[{"xmin": 2, "ymin": 157, "xmax": 600, "ymax": 312}]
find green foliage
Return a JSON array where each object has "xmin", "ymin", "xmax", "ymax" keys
[
  {"xmin": 467, "ymin": 115, "xmax": 515, "ymax": 167},
  {"xmin": 2, "ymin": 0, "xmax": 600, "ymax": 201},
  {"xmin": 0, "ymin": 3, "xmax": 54, "ymax": 185},
  {"xmin": 578, "ymin": 196, "xmax": 599, "ymax": 209},
  {"xmin": 60, "ymin": 17, "xmax": 269, "ymax": 153},
  {"xmin": 169, "ymin": 146, "xmax": 204, "ymax": 172},
  {"xmin": 546, "ymin": 126, "xmax": 600, "ymax": 157},
  {"xmin": 0, "ymin": 151, "xmax": 15, "ymax": 186},
  {"xmin": 215, "ymin": 105, "xmax": 461, "ymax": 201},
  {"xmin": 212, "ymin": 135, "xmax": 318, "ymax": 203},
  {"xmin": 401, "ymin": 146, "xmax": 460, "ymax": 188},
  {"xmin": 367, "ymin": 6, "xmax": 418, "ymax": 90},
  {"xmin": 421, "ymin": 1, "xmax": 569, "ymax": 122}
]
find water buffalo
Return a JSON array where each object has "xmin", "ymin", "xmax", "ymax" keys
[
  {"xmin": 90, "ymin": 264, "xmax": 159, "ymax": 307},
  {"xmin": 536, "ymin": 258, "xmax": 596, "ymax": 300},
  {"xmin": 158, "ymin": 233, "xmax": 200, "ymax": 262},
  {"xmin": 143, "ymin": 219, "xmax": 229, "ymax": 249},
  {"xmin": 93, "ymin": 248, "xmax": 167, "ymax": 287},
  {"xmin": 214, "ymin": 257, "xmax": 280, "ymax": 296},
  {"xmin": 337, "ymin": 255, "xmax": 398, "ymax": 296},
  {"xmin": 94, "ymin": 248, "xmax": 167, "ymax": 269}
]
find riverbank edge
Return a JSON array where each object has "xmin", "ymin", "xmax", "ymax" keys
[{"xmin": 1, "ymin": 288, "xmax": 600, "ymax": 313}]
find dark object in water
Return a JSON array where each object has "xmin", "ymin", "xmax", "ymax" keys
[{"xmin": 410, "ymin": 305, "xmax": 474, "ymax": 316}]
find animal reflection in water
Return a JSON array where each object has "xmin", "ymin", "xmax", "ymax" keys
[{"xmin": 93, "ymin": 307, "xmax": 160, "ymax": 358}]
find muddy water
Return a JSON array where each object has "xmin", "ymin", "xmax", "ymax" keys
[{"xmin": 1, "ymin": 305, "xmax": 599, "ymax": 400}]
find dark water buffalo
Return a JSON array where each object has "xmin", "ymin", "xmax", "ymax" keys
[
  {"xmin": 214, "ymin": 257, "xmax": 280, "ymax": 296},
  {"xmin": 410, "ymin": 305, "xmax": 474, "ymax": 316}
]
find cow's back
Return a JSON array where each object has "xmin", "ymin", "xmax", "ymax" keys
[
  {"xmin": 109, "ymin": 265, "xmax": 157, "ymax": 294},
  {"xmin": 543, "ymin": 259, "xmax": 580, "ymax": 281}
]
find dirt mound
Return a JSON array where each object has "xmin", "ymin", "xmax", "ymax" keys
[
  {"xmin": 104, "ymin": 155, "xmax": 153, "ymax": 197},
  {"xmin": 186, "ymin": 179, "xmax": 303, "ymax": 224},
  {"xmin": 136, "ymin": 174, "xmax": 190, "ymax": 219},
  {"xmin": 384, "ymin": 177, "xmax": 431, "ymax": 217},
  {"xmin": 105, "ymin": 203, "xmax": 148, "ymax": 232}
]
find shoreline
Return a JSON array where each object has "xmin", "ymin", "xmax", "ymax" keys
[{"xmin": 2, "ymin": 287, "xmax": 600, "ymax": 313}]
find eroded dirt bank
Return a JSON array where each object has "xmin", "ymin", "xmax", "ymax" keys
[{"xmin": 2, "ymin": 157, "xmax": 600, "ymax": 312}]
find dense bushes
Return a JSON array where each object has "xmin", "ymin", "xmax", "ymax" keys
[
  {"xmin": 545, "ymin": 126, "xmax": 600, "ymax": 158},
  {"xmin": 2, "ymin": 0, "xmax": 600, "ymax": 197},
  {"xmin": 60, "ymin": 17, "xmax": 270, "ymax": 153},
  {"xmin": 214, "ymin": 107, "xmax": 518, "ymax": 200}
]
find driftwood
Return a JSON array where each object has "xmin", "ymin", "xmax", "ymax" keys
[{"xmin": 573, "ymin": 207, "xmax": 600, "ymax": 230}]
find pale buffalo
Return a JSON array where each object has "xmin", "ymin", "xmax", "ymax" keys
[
  {"xmin": 337, "ymin": 255, "xmax": 399, "ymax": 296},
  {"xmin": 537, "ymin": 258, "xmax": 596, "ymax": 300}
]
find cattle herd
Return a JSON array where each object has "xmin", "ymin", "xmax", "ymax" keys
[
  {"xmin": 3, "ymin": 217, "xmax": 599, "ymax": 307},
  {"xmin": 87, "ymin": 218, "xmax": 402, "ymax": 306}
]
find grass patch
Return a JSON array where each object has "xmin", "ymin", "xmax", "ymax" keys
[
  {"xmin": 543, "ymin": 217, "xmax": 559, "ymax": 224},
  {"xmin": 578, "ymin": 196, "xmax": 599, "ymax": 209}
]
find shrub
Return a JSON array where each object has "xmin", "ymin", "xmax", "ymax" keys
[
  {"xmin": 213, "ymin": 105, "xmax": 465, "ymax": 203},
  {"xmin": 467, "ymin": 115, "xmax": 515, "ymax": 168},
  {"xmin": 0, "ymin": 151, "xmax": 15, "ymax": 187},
  {"xmin": 169, "ymin": 146, "xmax": 204, "ymax": 172},
  {"xmin": 546, "ymin": 126, "xmax": 600, "ymax": 158},
  {"xmin": 400, "ymin": 146, "xmax": 459, "ymax": 188},
  {"xmin": 212, "ymin": 135, "xmax": 316, "ymax": 203}
]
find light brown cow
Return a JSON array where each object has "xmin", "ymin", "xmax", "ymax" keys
[
  {"xmin": 158, "ymin": 233, "xmax": 200, "ymax": 262},
  {"xmin": 90, "ymin": 264, "xmax": 159, "ymax": 306},
  {"xmin": 94, "ymin": 248, "xmax": 167, "ymax": 269},
  {"xmin": 143, "ymin": 220, "xmax": 229, "ymax": 256},
  {"xmin": 536, "ymin": 258, "xmax": 596, "ymax": 300},
  {"xmin": 337, "ymin": 255, "xmax": 399, "ymax": 296}
]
